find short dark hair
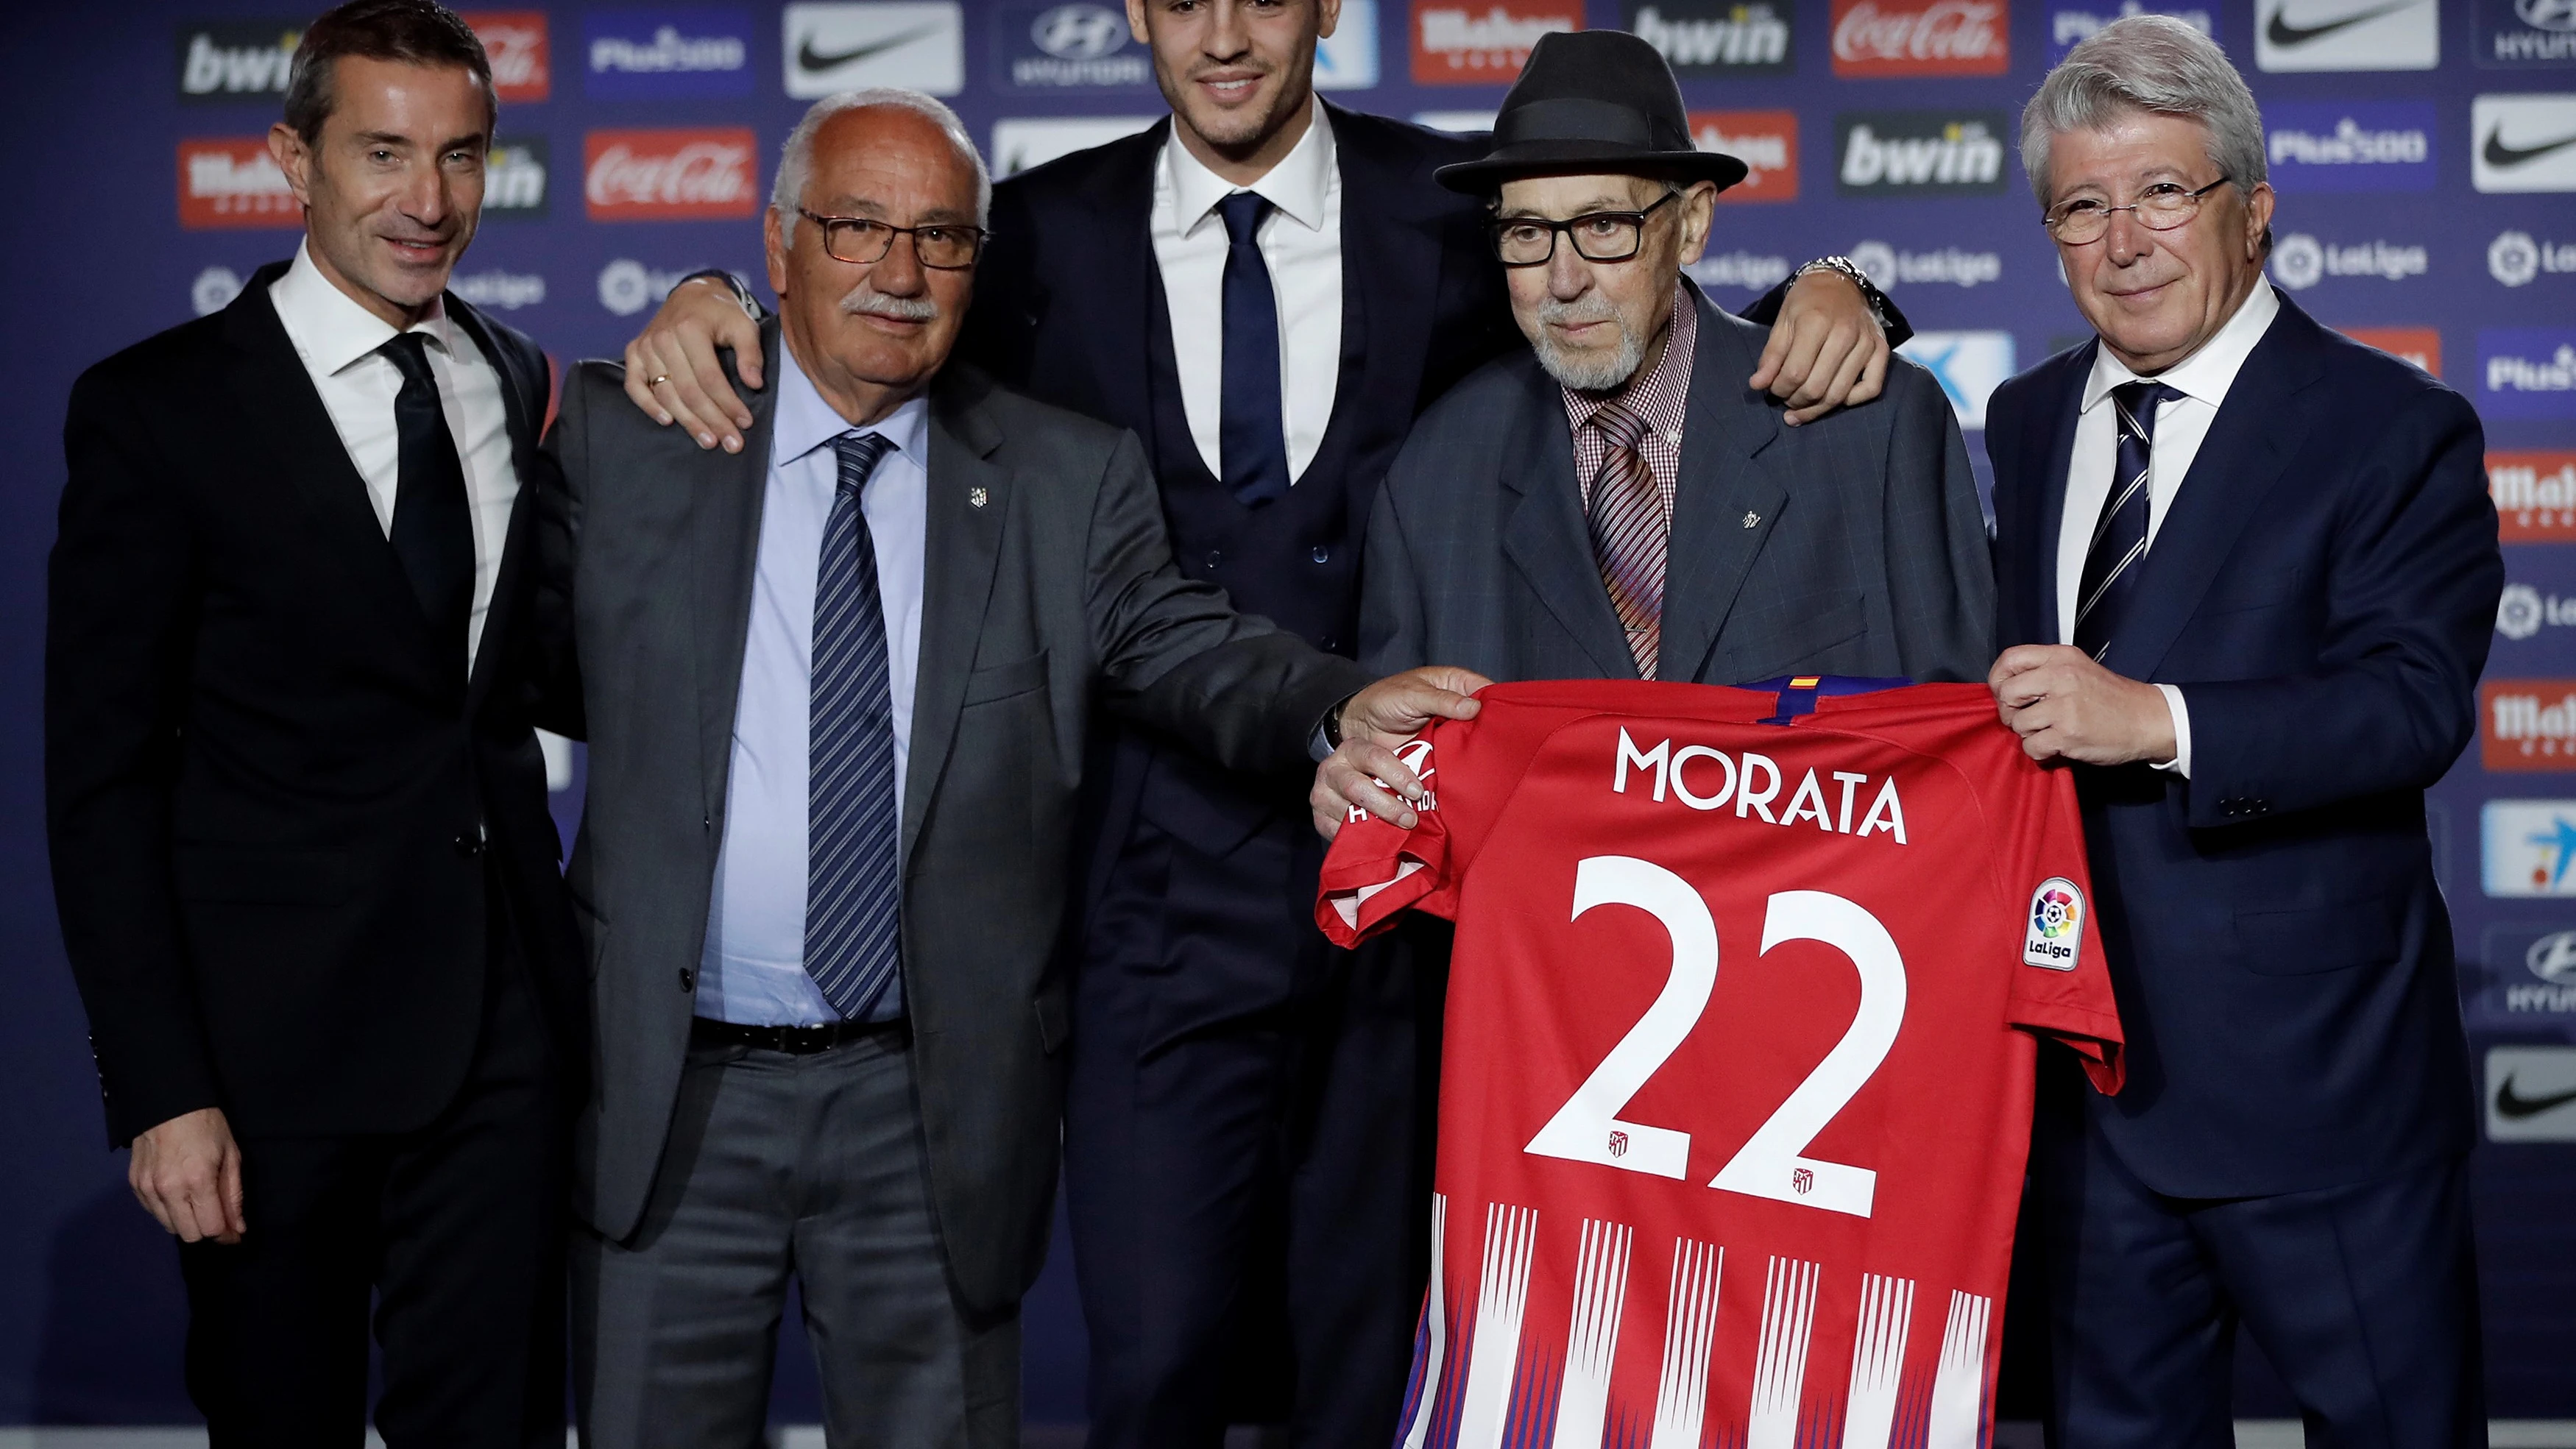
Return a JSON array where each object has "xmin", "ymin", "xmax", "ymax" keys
[{"xmin": 283, "ymin": 0, "xmax": 495, "ymax": 145}]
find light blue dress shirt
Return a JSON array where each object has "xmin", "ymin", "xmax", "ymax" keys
[{"xmin": 698, "ymin": 341, "xmax": 928, "ymax": 1025}]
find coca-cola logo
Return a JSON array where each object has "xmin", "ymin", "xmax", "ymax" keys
[
  {"xmin": 584, "ymin": 127, "xmax": 758, "ymax": 222},
  {"xmin": 1830, "ymin": 0, "xmax": 2009, "ymax": 75},
  {"xmin": 461, "ymin": 10, "xmax": 550, "ymax": 103}
]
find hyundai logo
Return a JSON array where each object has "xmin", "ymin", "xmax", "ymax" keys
[
  {"xmin": 2530, "ymin": 929, "xmax": 2576, "ymax": 984},
  {"xmin": 1032, "ymin": 4, "xmax": 1128, "ymax": 59},
  {"xmin": 2517, "ymin": 0, "xmax": 2576, "ymax": 32}
]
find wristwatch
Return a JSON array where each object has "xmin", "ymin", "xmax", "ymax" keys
[
  {"xmin": 1795, "ymin": 255, "xmax": 1889, "ymax": 330},
  {"xmin": 676, "ymin": 267, "xmax": 765, "ymax": 322}
]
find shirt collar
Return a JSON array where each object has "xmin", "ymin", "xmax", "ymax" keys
[
  {"xmin": 269, "ymin": 238, "xmax": 456, "ymax": 376},
  {"xmin": 1163, "ymin": 99, "xmax": 1337, "ymax": 236},
  {"xmin": 2081, "ymin": 276, "xmax": 2279, "ymax": 414},
  {"xmin": 771, "ymin": 333, "xmax": 932, "ymax": 473},
  {"xmin": 1563, "ymin": 279, "xmax": 1700, "ymax": 430}
]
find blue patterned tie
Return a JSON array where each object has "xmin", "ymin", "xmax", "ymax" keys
[
  {"xmin": 2073, "ymin": 380, "xmax": 2177, "ymax": 662},
  {"xmin": 806, "ymin": 431, "xmax": 903, "ymax": 1021},
  {"xmin": 1217, "ymin": 191, "xmax": 1290, "ymax": 508}
]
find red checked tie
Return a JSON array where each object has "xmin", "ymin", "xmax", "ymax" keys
[{"xmin": 1586, "ymin": 399, "xmax": 1667, "ymax": 680}]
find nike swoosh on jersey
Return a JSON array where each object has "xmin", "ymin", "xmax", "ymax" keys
[
  {"xmin": 2264, "ymin": 0, "xmax": 2421, "ymax": 46},
  {"xmin": 796, "ymin": 26, "xmax": 940, "ymax": 73},
  {"xmin": 2483, "ymin": 126, "xmax": 2576, "ymax": 169},
  {"xmin": 2495, "ymin": 1075, "xmax": 2576, "ymax": 1119}
]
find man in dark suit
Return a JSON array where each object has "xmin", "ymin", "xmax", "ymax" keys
[
  {"xmin": 46, "ymin": 3, "xmax": 579, "ymax": 1442},
  {"xmin": 1320, "ymin": 32, "xmax": 1992, "ymax": 838},
  {"xmin": 1981, "ymin": 19, "xmax": 2497, "ymax": 1444},
  {"xmin": 539, "ymin": 90, "xmax": 1468, "ymax": 1446},
  {"xmin": 618, "ymin": 7, "xmax": 1900, "ymax": 1445}
]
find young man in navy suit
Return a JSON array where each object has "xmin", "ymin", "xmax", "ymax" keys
[
  {"xmin": 620, "ymin": 5, "xmax": 1900, "ymax": 1443},
  {"xmin": 1984, "ymin": 18, "xmax": 2499, "ymax": 1445}
]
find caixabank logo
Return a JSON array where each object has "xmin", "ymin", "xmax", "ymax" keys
[
  {"xmin": 1830, "ymin": 0, "xmax": 2008, "ymax": 76},
  {"xmin": 2485, "ymin": 679, "xmax": 2576, "ymax": 769},
  {"xmin": 1691, "ymin": 110, "xmax": 1797, "ymax": 202},
  {"xmin": 461, "ymin": 10, "xmax": 549, "ymax": 102},
  {"xmin": 2474, "ymin": 94, "xmax": 2576, "ymax": 191},
  {"xmin": 177, "ymin": 138, "xmax": 297, "ymax": 230},
  {"xmin": 2480, "ymin": 328, "xmax": 2576, "ymax": 418},
  {"xmin": 177, "ymin": 20, "xmax": 301, "ymax": 103},
  {"xmin": 1836, "ymin": 111, "xmax": 2010, "ymax": 196},
  {"xmin": 1897, "ymin": 330, "xmax": 2015, "ymax": 430},
  {"xmin": 2482, "ymin": 798, "xmax": 2576, "ymax": 896},
  {"xmin": 2491, "ymin": 450, "xmax": 2576, "ymax": 540},
  {"xmin": 1412, "ymin": 0, "xmax": 1580, "ymax": 84},
  {"xmin": 2265, "ymin": 102, "xmax": 2435, "ymax": 191},
  {"xmin": 1626, "ymin": 0, "xmax": 1794, "ymax": 77},
  {"xmin": 584, "ymin": 127, "xmax": 759, "ymax": 222},
  {"xmin": 2254, "ymin": 0, "xmax": 2438, "ymax": 71},
  {"xmin": 2476, "ymin": 0, "xmax": 2576, "ymax": 68}
]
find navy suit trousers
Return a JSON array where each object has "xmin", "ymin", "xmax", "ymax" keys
[{"xmin": 2031, "ymin": 1052, "xmax": 2486, "ymax": 1449}]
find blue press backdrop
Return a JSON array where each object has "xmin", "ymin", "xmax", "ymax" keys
[{"xmin": 1, "ymin": 0, "xmax": 2572, "ymax": 1428}]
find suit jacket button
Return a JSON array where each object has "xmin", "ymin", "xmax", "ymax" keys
[
  {"xmin": 679, "ymin": 968, "xmax": 695, "ymax": 992},
  {"xmin": 453, "ymin": 832, "xmax": 484, "ymax": 857},
  {"xmin": 1310, "ymin": 545, "xmax": 1331, "ymax": 564},
  {"xmin": 1203, "ymin": 549, "xmax": 1222, "ymax": 569}
]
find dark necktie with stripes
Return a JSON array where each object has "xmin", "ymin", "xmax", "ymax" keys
[
  {"xmin": 806, "ymin": 431, "xmax": 902, "ymax": 1021},
  {"xmin": 2073, "ymin": 380, "xmax": 2178, "ymax": 662},
  {"xmin": 378, "ymin": 333, "xmax": 475, "ymax": 672},
  {"xmin": 1587, "ymin": 398, "xmax": 1667, "ymax": 680}
]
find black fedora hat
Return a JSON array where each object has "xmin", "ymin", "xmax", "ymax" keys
[{"xmin": 1433, "ymin": 29, "xmax": 1748, "ymax": 196}]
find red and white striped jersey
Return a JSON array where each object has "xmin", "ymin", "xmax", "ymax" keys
[{"xmin": 1319, "ymin": 679, "xmax": 2123, "ymax": 1449}]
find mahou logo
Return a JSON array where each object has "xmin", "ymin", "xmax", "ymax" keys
[
  {"xmin": 2485, "ymin": 680, "xmax": 2576, "ymax": 770},
  {"xmin": 2492, "ymin": 450, "xmax": 2576, "ymax": 542},
  {"xmin": 461, "ymin": 11, "xmax": 550, "ymax": 102},
  {"xmin": 584, "ymin": 127, "xmax": 758, "ymax": 222},
  {"xmin": 178, "ymin": 138, "xmax": 298, "ymax": 230},
  {"xmin": 2340, "ymin": 325, "xmax": 2442, "ymax": 376},
  {"xmin": 1830, "ymin": 0, "xmax": 2009, "ymax": 76},
  {"xmin": 1692, "ymin": 111, "xmax": 1798, "ymax": 202},
  {"xmin": 1411, "ymin": 0, "xmax": 1581, "ymax": 84}
]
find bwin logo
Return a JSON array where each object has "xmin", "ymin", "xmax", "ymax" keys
[{"xmin": 1031, "ymin": 4, "xmax": 1126, "ymax": 59}]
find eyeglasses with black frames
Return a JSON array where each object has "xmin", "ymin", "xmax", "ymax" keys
[
  {"xmin": 796, "ymin": 208, "xmax": 987, "ymax": 269},
  {"xmin": 2041, "ymin": 176, "xmax": 2232, "ymax": 246},
  {"xmin": 1490, "ymin": 191, "xmax": 1681, "ymax": 268}
]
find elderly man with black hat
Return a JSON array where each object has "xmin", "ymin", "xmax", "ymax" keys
[{"xmin": 1316, "ymin": 30, "xmax": 1995, "ymax": 836}]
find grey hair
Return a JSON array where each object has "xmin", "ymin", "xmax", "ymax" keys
[
  {"xmin": 771, "ymin": 88, "xmax": 991, "ymax": 243},
  {"xmin": 2019, "ymin": 15, "xmax": 2265, "ymax": 211}
]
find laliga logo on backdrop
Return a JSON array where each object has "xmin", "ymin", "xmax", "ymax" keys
[
  {"xmin": 599, "ymin": 259, "xmax": 703, "ymax": 316},
  {"xmin": 2268, "ymin": 233, "xmax": 2428, "ymax": 288},
  {"xmin": 191, "ymin": 265, "xmax": 244, "ymax": 316},
  {"xmin": 2491, "ymin": 230, "xmax": 2576, "ymax": 286},
  {"xmin": 1830, "ymin": 0, "xmax": 2009, "ymax": 75}
]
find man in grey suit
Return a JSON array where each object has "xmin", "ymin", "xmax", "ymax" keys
[
  {"xmin": 537, "ymin": 90, "xmax": 1471, "ymax": 1445},
  {"xmin": 1312, "ymin": 31, "xmax": 1992, "ymax": 832}
]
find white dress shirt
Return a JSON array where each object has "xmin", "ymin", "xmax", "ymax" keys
[
  {"xmin": 698, "ymin": 341, "xmax": 930, "ymax": 1026},
  {"xmin": 267, "ymin": 240, "xmax": 519, "ymax": 673},
  {"xmin": 2056, "ymin": 277, "xmax": 2282, "ymax": 778},
  {"xmin": 1150, "ymin": 99, "xmax": 1343, "ymax": 485}
]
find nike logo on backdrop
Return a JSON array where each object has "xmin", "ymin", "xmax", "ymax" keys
[
  {"xmin": 2484, "ymin": 127, "xmax": 2576, "ymax": 169},
  {"xmin": 2495, "ymin": 1075, "xmax": 2576, "ymax": 1119},
  {"xmin": 2264, "ymin": 0, "xmax": 2421, "ymax": 45},
  {"xmin": 796, "ymin": 25, "xmax": 940, "ymax": 72}
]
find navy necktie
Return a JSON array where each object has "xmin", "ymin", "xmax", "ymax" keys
[
  {"xmin": 378, "ymin": 333, "xmax": 475, "ymax": 671},
  {"xmin": 2073, "ymin": 380, "xmax": 2177, "ymax": 662},
  {"xmin": 807, "ymin": 432, "xmax": 904, "ymax": 1021},
  {"xmin": 1217, "ymin": 191, "xmax": 1290, "ymax": 508}
]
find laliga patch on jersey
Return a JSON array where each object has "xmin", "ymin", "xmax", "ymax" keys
[{"xmin": 2024, "ymin": 877, "xmax": 2084, "ymax": 969}]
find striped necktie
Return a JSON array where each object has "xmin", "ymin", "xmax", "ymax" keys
[
  {"xmin": 1587, "ymin": 397, "xmax": 1667, "ymax": 680},
  {"xmin": 806, "ymin": 431, "xmax": 903, "ymax": 1021},
  {"xmin": 2073, "ymin": 380, "xmax": 2177, "ymax": 662}
]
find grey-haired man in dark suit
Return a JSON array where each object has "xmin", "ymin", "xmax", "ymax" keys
[{"xmin": 1316, "ymin": 31, "xmax": 1993, "ymax": 832}]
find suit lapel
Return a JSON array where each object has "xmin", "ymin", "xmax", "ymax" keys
[
  {"xmin": 2029, "ymin": 344, "xmax": 2092, "ymax": 647},
  {"xmin": 219, "ymin": 263, "xmax": 442, "ymax": 672},
  {"xmin": 2101, "ymin": 300, "xmax": 2328, "ymax": 681},
  {"xmin": 902, "ymin": 369, "xmax": 1010, "ymax": 860},
  {"xmin": 1321, "ymin": 107, "xmax": 1437, "ymax": 455},
  {"xmin": 1500, "ymin": 365, "xmax": 1638, "ymax": 679},
  {"xmin": 1660, "ymin": 290, "xmax": 1788, "ymax": 684},
  {"xmin": 693, "ymin": 323, "xmax": 785, "ymax": 820},
  {"xmin": 1081, "ymin": 123, "xmax": 1165, "ymax": 450},
  {"xmin": 447, "ymin": 296, "xmax": 542, "ymax": 711}
]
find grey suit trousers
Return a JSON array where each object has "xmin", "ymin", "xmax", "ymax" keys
[{"xmin": 571, "ymin": 1031, "xmax": 1019, "ymax": 1448}]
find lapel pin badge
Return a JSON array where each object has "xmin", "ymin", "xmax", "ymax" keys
[
  {"xmin": 1742, "ymin": 511, "xmax": 1762, "ymax": 529},
  {"xmin": 968, "ymin": 486, "xmax": 988, "ymax": 509}
]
